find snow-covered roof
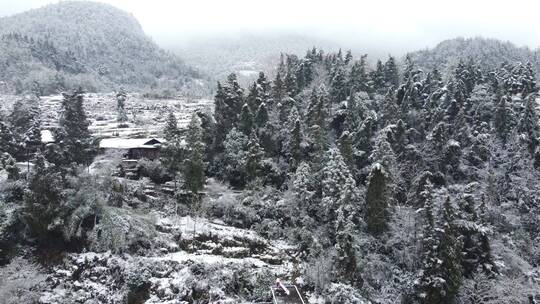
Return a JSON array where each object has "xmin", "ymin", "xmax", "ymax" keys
[
  {"xmin": 41, "ymin": 130, "xmax": 55, "ymax": 143},
  {"xmin": 99, "ymin": 138, "xmax": 165, "ymax": 149}
]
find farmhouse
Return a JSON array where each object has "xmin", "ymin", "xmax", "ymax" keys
[{"xmin": 99, "ymin": 138, "xmax": 166, "ymax": 160}]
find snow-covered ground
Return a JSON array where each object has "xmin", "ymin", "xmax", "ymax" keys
[
  {"xmin": 40, "ymin": 212, "xmax": 296, "ymax": 304},
  {"xmin": 32, "ymin": 93, "xmax": 213, "ymax": 138}
]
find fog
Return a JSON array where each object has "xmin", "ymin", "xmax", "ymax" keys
[{"xmin": 1, "ymin": 0, "xmax": 540, "ymax": 54}]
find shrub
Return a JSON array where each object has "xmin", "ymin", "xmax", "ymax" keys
[
  {"xmin": 136, "ymin": 159, "xmax": 171, "ymax": 184},
  {"xmin": 124, "ymin": 259, "xmax": 152, "ymax": 304},
  {"xmin": 0, "ymin": 257, "xmax": 46, "ymax": 304},
  {"xmin": 88, "ymin": 207, "xmax": 156, "ymax": 254}
]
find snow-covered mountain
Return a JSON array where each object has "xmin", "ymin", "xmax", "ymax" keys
[{"xmin": 0, "ymin": 1, "xmax": 204, "ymax": 96}]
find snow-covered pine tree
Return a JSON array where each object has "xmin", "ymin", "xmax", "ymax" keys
[
  {"xmin": 370, "ymin": 60, "xmax": 386, "ymax": 93},
  {"xmin": 344, "ymin": 50, "xmax": 353, "ymax": 65},
  {"xmin": 321, "ymin": 148, "xmax": 359, "ymax": 226},
  {"xmin": 284, "ymin": 71, "xmax": 298, "ymax": 97},
  {"xmin": 416, "ymin": 190, "xmax": 463, "ymax": 304},
  {"xmin": 334, "ymin": 205, "xmax": 361, "ymax": 286},
  {"xmin": 184, "ymin": 113, "xmax": 206, "ymax": 195},
  {"xmin": 348, "ymin": 55, "xmax": 370, "ymax": 94},
  {"xmin": 272, "ymin": 72, "xmax": 286, "ymax": 104},
  {"xmin": 338, "ymin": 130, "xmax": 354, "ymax": 169},
  {"xmin": 116, "ymin": 88, "xmax": 128, "ymax": 123},
  {"xmin": 23, "ymin": 151, "xmax": 64, "ymax": 242},
  {"xmin": 163, "ymin": 111, "xmax": 180, "ymax": 142},
  {"xmin": 330, "ymin": 66, "xmax": 348, "ymax": 104},
  {"xmin": 438, "ymin": 196, "xmax": 463, "ymax": 302},
  {"xmin": 246, "ymin": 130, "xmax": 264, "ymax": 183},
  {"xmin": 517, "ymin": 94, "xmax": 539, "ymax": 154},
  {"xmin": 254, "ymin": 102, "xmax": 269, "ymax": 129},
  {"xmin": 222, "ymin": 128, "xmax": 248, "ymax": 187},
  {"xmin": 57, "ymin": 88, "xmax": 94, "ymax": 166},
  {"xmin": 493, "ymin": 95, "xmax": 512, "ymax": 144},
  {"xmin": 293, "ymin": 162, "xmax": 315, "ymax": 213},
  {"xmin": 365, "ymin": 163, "xmax": 390, "ymax": 236},
  {"xmin": 416, "ymin": 181, "xmax": 444, "ymax": 303},
  {"xmin": 161, "ymin": 111, "xmax": 184, "ymax": 188},
  {"xmin": 289, "ymin": 118, "xmax": 303, "ymax": 171},
  {"xmin": 0, "ymin": 119, "xmax": 18, "ymax": 157},
  {"xmin": 238, "ymin": 103, "xmax": 254, "ymax": 136},
  {"xmin": 384, "ymin": 55, "xmax": 399, "ymax": 88},
  {"xmin": 23, "ymin": 117, "xmax": 42, "ymax": 159},
  {"xmin": 214, "ymin": 73, "xmax": 244, "ymax": 150},
  {"xmin": 0, "ymin": 152, "xmax": 20, "ymax": 180}
]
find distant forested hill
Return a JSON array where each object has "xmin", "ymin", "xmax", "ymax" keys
[
  {"xmin": 408, "ymin": 37, "xmax": 540, "ymax": 77},
  {"xmin": 174, "ymin": 33, "xmax": 345, "ymax": 87},
  {"xmin": 0, "ymin": 1, "xmax": 205, "ymax": 96}
]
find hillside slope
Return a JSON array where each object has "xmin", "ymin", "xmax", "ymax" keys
[{"xmin": 0, "ymin": 1, "xmax": 204, "ymax": 96}]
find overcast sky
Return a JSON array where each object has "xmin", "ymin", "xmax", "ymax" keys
[{"xmin": 1, "ymin": 0, "xmax": 539, "ymax": 53}]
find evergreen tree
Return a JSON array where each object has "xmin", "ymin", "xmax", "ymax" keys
[
  {"xmin": 321, "ymin": 148, "xmax": 359, "ymax": 225},
  {"xmin": 416, "ymin": 181, "xmax": 443, "ymax": 303},
  {"xmin": 438, "ymin": 196, "xmax": 463, "ymax": 303},
  {"xmin": 338, "ymin": 130, "xmax": 354, "ymax": 169},
  {"xmin": 344, "ymin": 50, "xmax": 353, "ymax": 65},
  {"xmin": 8, "ymin": 97, "xmax": 39, "ymax": 137},
  {"xmin": 161, "ymin": 139, "xmax": 184, "ymax": 190},
  {"xmin": 57, "ymin": 89, "xmax": 94, "ymax": 166},
  {"xmin": 214, "ymin": 74, "xmax": 244, "ymax": 150},
  {"xmin": 222, "ymin": 128, "xmax": 248, "ymax": 187},
  {"xmin": 246, "ymin": 83, "xmax": 260, "ymax": 113},
  {"xmin": 184, "ymin": 113, "xmax": 206, "ymax": 195},
  {"xmin": 24, "ymin": 117, "xmax": 42, "ymax": 158},
  {"xmin": 370, "ymin": 60, "xmax": 386, "ymax": 93},
  {"xmin": 116, "ymin": 88, "xmax": 128, "ymax": 123},
  {"xmin": 238, "ymin": 103, "xmax": 254, "ymax": 135},
  {"xmin": 161, "ymin": 111, "xmax": 184, "ymax": 188},
  {"xmin": 0, "ymin": 152, "xmax": 20, "ymax": 180},
  {"xmin": 254, "ymin": 102, "xmax": 269, "ymax": 128},
  {"xmin": 293, "ymin": 162, "xmax": 314, "ymax": 212},
  {"xmin": 365, "ymin": 163, "xmax": 390, "ymax": 235},
  {"xmin": 289, "ymin": 119, "xmax": 303, "ymax": 170},
  {"xmin": 458, "ymin": 196, "xmax": 497, "ymax": 278},
  {"xmin": 348, "ymin": 55, "xmax": 370, "ymax": 93},
  {"xmin": 246, "ymin": 131, "xmax": 264, "ymax": 183},
  {"xmin": 246, "ymin": 73, "xmax": 270, "ymax": 113},
  {"xmin": 256, "ymin": 71, "xmax": 271, "ymax": 94},
  {"xmin": 307, "ymin": 87, "xmax": 329, "ymax": 129},
  {"xmin": 334, "ymin": 205, "xmax": 361, "ymax": 286},
  {"xmin": 284, "ymin": 71, "xmax": 298, "ymax": 97},
  {"xmin": 493, "ymin": 95, "xmax": 512, "ymax": 144},
  {"xmin": 23, "ymin": 151, "xmax": 65, "ymax": 242},
  {"xmin": 0, "ymin": 119, "xmax": 18, "ymax": 157},
  {"xmin": 384, "ymin": 55, "xmax": 399, "ymax": 88},
  {"xmin": 402, "ymin": 54, "xmax": 415, "ymax": 84},
  {"xmin": 417, "ymin": 190, "xmax": 463, "ymax": 304},
  {"xmin": 307, "ymin": 89, "xmax": 322, "ymax": 127},
  {"xmin": 330, "ymin": 66, "xmax": 348, "ymax": 103},
  {"xmin": 272, "ymin": 72, "xmax": 286, "ymax": 104},
  {"xmin": 518, "ymin": 94, "xmax": 539, "ymax": 154},
  {"xmin": 163, "ymin": 111, "xmax": 181, "ymax": 141}
]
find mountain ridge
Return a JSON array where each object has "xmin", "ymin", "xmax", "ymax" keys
[{"xmin": 407, "ymin": 36, "xmax": 540, "ymax": 76}]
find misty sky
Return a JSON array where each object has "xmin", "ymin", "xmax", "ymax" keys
[{"xmin": 1, "ymin": 0, "xmax": 539, "ymax": 53}]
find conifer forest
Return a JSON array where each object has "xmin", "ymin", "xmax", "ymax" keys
[{"xmin": 0, "ymin": 1, "xmax": 539, "ymax": 303}]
